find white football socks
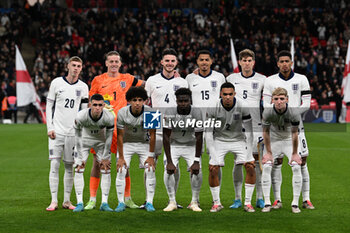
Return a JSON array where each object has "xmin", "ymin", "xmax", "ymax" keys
[
  {"xmin": 255, "ymin": 161, "xmax": 263, "ymax": 200},
  {"xmin": 190, "ymin": 170, "xmax": 202, "ymax": 203},
  {"xmin": 164, "ymin": 171, "xmax": 176, "ymax": 202},
  {"xmin": 301, "ymin": 163, "xmax": 310, "ymax": 201},
  {"xmin": 244, "ymin": 183, "xmax": 255, "ymax": 205},
  {"xmin": 272, "ymin": 164, "xmax": 282, "ymax": 202},
  {"xmin": 210, "ymin": 186, "xmax": 221, "ymax": 205},
  {"xmin": 100, "ymin": 172, "xmax": 111, "ymax": 204},
  {"xmin": 291, "ymin": 164, "xmax": 302, "ymax": 206},
  {"xmin": 262, "ymin": 163, "xmax": 273, "ymax": 206},
  {"xmin": 116, "ymin": 167, "xmax": 127, "ymax": 203},
  {"xmin": 233, "ymin": 164, "xmax": 243, "ymax": 201},
  {"xmin": 74, "ymin": 172, "xmax": 84, "ymax": 204},
  {"xmin": 63, "ymin": 162, "xmax": 74, "ymax": 203},
  {"xmin": 145, "ymin": 167, "xmax": 156, "ymax": 204},
  {"xmin": 49, "ymin": 159, "xmax": 60, "ymax": 203}
]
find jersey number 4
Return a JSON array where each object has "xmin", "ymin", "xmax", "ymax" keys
[
  {"xmin": 164, "ymin": 94, "xmax": 169, "ymax": 103},
  {"xmin": 64, "ymin": 99, "xmax": 75, "ymax": 108}
]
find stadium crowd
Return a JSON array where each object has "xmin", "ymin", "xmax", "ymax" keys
[{"xmin": 0, "ymin": 1, "xmax": 350, "ymax": 116}]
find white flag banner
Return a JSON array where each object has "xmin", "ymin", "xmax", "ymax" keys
[
  {"xmin": 16, "ymin": 45, "xmax": 46, "ymax": 122},
  {"xmin": 342, "ymin": 40, "xmax": 350, "ymax": 103},
  {"xmin": 230, "ymin": 38, "xmax": 240, "ymax": 73},
  {"xmin": 291, "ymin": 37, "xmax": 295, "ymax": 70}
]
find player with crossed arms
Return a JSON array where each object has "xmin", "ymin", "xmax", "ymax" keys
[{"xmin": 73, "ymin": 94, "xmax": 115, "ymax": 212}]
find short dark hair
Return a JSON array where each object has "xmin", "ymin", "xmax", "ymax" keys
[
  {"xmin": 239, "ymin": 49, "xmax": 255, "ymax": 60},
  {"xmin": 277, "ymin": 50, "xmax": 292, "ymax": 60},
  {"xmin": 162, "ymin": 48, "xmax": 177, "ymax": 58},
  {"xmin": 126, "ymin": 87, "xmax": 148, "ymax": 101},
  {"xmin": 90, "ymin": 94, "xmax": 104, "ymax": 102},
  {"xmin": 105, "ymin": 51, "xmax": 121, "ymax": 60},
  {"xmin": 220, "ymin": 82, "xmax": 235, "ymax": 91},
  {"xmin": 196, "ymin": 50, "xmax": 213, "ymax": 59},
  {"xmin": 175, "ymin": 88, "xmax": 192, "ymax": 98}
]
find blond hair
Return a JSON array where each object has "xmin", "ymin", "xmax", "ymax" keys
[
  {"xmin": 68, "ymin": 56, "xmax": 83, "ymax": 64},
  {"xmin": 272, "ymin": 87, "xmax": 288, "ymax": 97}
]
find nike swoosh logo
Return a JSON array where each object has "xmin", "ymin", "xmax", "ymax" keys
[
  {"xmin": 102, "ymin": 85, "xmax": 108, "ymax": 88},
  {"xmin": 156, "ymin": 86, "xmax": 162, "ymax": 89},
  {"xmin": 193, "ymin": 84, "xmax": 199, "ymax": 87},
  {"xmin": 234, "ymin": 82, "xmax": 239, "ymax": 84}
]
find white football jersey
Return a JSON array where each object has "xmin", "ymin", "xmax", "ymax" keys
[
  {"xmin": 163, "ymin": 106, "xmax": 203, "ymax": 145},
  {"xmin": 227, "ymin": 71, "xmax": 265, "ymax": 128},
  {"xmin": 207, "ymin": 98, "xmax": 251, "ymax": 142},
  {"xmin": 186, "ymin": 70, "xmax": 226, "ymax": 108},
  {"xmin": 262, "ymin": 105, "xmax": 300, "ymax": 140},
  {"xmin": 46, "ymin": 76, "xmax": 89, "ymax": 136},
  {"xmin": 117, "ymin": 105, "xmax": 152, "ymax": 143},
  {"xmin": 263, "ymin": 72, "xmax": 310, "ymax": 109},
  {"xmin": 145, "ymin": 73, "xmax": 188, "ymax": 109},
  {"xmin": 74, "ymin": 108, "xmax": 115, "ymax": 141}
]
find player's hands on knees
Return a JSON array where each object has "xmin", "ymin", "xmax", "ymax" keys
[
  {"xmin": 290, "ymin": 153, "xmax": 302, "ymax": 165},
  {"xmin": 100, "ymin": 159, "xmax": 111, "ymax": 172},
  {"xmin": 48, "ymin": 130, "xmax": 56, "ymax": 139},
  {"xmin": 75, "ymin": 162, "xmax": 86, "ymax": 173},
  {"xmin": 190, "ymin": 161, "xmax": 200, "ymax": 175},
  {"xmin": 262, "ymin": 152, "xmax": 273, "ymax": 164},
  {"xmin": 116, "ymin": 158, "xmax": 127, "ymax": 172},
  {"xmin": 144, "ymin": 157, "xmax": 155, "ymax": 171},
  {"xmin": 166, "ymin": 162, "xmax": 176, "ymax": 175}
]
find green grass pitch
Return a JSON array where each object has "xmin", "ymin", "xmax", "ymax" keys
[{"xmin": 0, "ymin": 124, "xmax": 349, "ymax": 233}]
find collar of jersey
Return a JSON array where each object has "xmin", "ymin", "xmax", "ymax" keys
[
  {"xmin": 273, "ymin": 103, "xmax": 288, "ymax": 115},
  {"xmin": 177, "ymin": 105, "xmax": 192, "ymax": 116},
  {"xmin": 278, "ymin": 71, "xmax": 294, "ymax": 81},
  {"xmin": 220, "ymin": 97, "xmax": 236, "ymax": 111},
  {"xmin": 241, "ymin": 71, "xmax": 255, "ymax": 79},
  {"xmin": 89, "ymin": 109, "xmax": 103, "ymax": 122},
  {"xmin": 161, "ymin": 72, "xmax": 175, "ymax": 80},
  {"xmin": 129, "ymin": 105, "xmax": 144, "ymax": 117},
  {"xmin": 62, "ymin": 76, "xmax": 79, "ymax": 85},
  {"xmin": 198, "ymin": 69, "xmax": 212, "ymax": 78}
]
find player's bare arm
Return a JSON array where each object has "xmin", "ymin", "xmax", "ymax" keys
[
  {"xmin": 116, "ymin": 128, "xmax": 127, "ymax": 172},
  {"xmin": 290, "ymin": 126, "xmax": 301, "ymax": 165},
  {"xmin": 163, "ymin": 128, "xmax": 176, "ymax": 174},
  {"xmin": 190, "ymin": 131, "xmax": 203, "ymax": 175},
  {"xmin": 144, "ymin": 129, "xmax": 156, "ymax": 171},
  {"xmin": 262, "ymin": 126, "xmax": 273, "ymax": 164}
]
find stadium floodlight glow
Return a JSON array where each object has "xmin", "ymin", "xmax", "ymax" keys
[{"xmin": 27, "ymin": 0, "xmax": 45, "ymax": 6}]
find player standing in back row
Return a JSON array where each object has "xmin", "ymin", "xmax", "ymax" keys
[
  {"xmin": 145, "ymin": 48, "xmax": 188, "ymax": 209},
  {"xmin": 86, "ymin": 51, "xmax": 143, "ymax": 210},
  {"xmin": 226, "ymin": 49, "xmax": 266, "ymax": 209},
  {"xmin": 263, "ymin": 50, "xmax": 315, "ymax": 210},
  {"xmin": 46, "ymin": 56, "xmax": 89, "ymax": 211}
]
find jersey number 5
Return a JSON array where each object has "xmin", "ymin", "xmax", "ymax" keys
[{"xmin": 243, "ymin": 90, "xmax": 248, "ymax": 99}]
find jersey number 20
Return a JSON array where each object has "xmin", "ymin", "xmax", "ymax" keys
[{"xmin": 64, "ymin": 99, "xmax": 75, "ymax": 108}]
